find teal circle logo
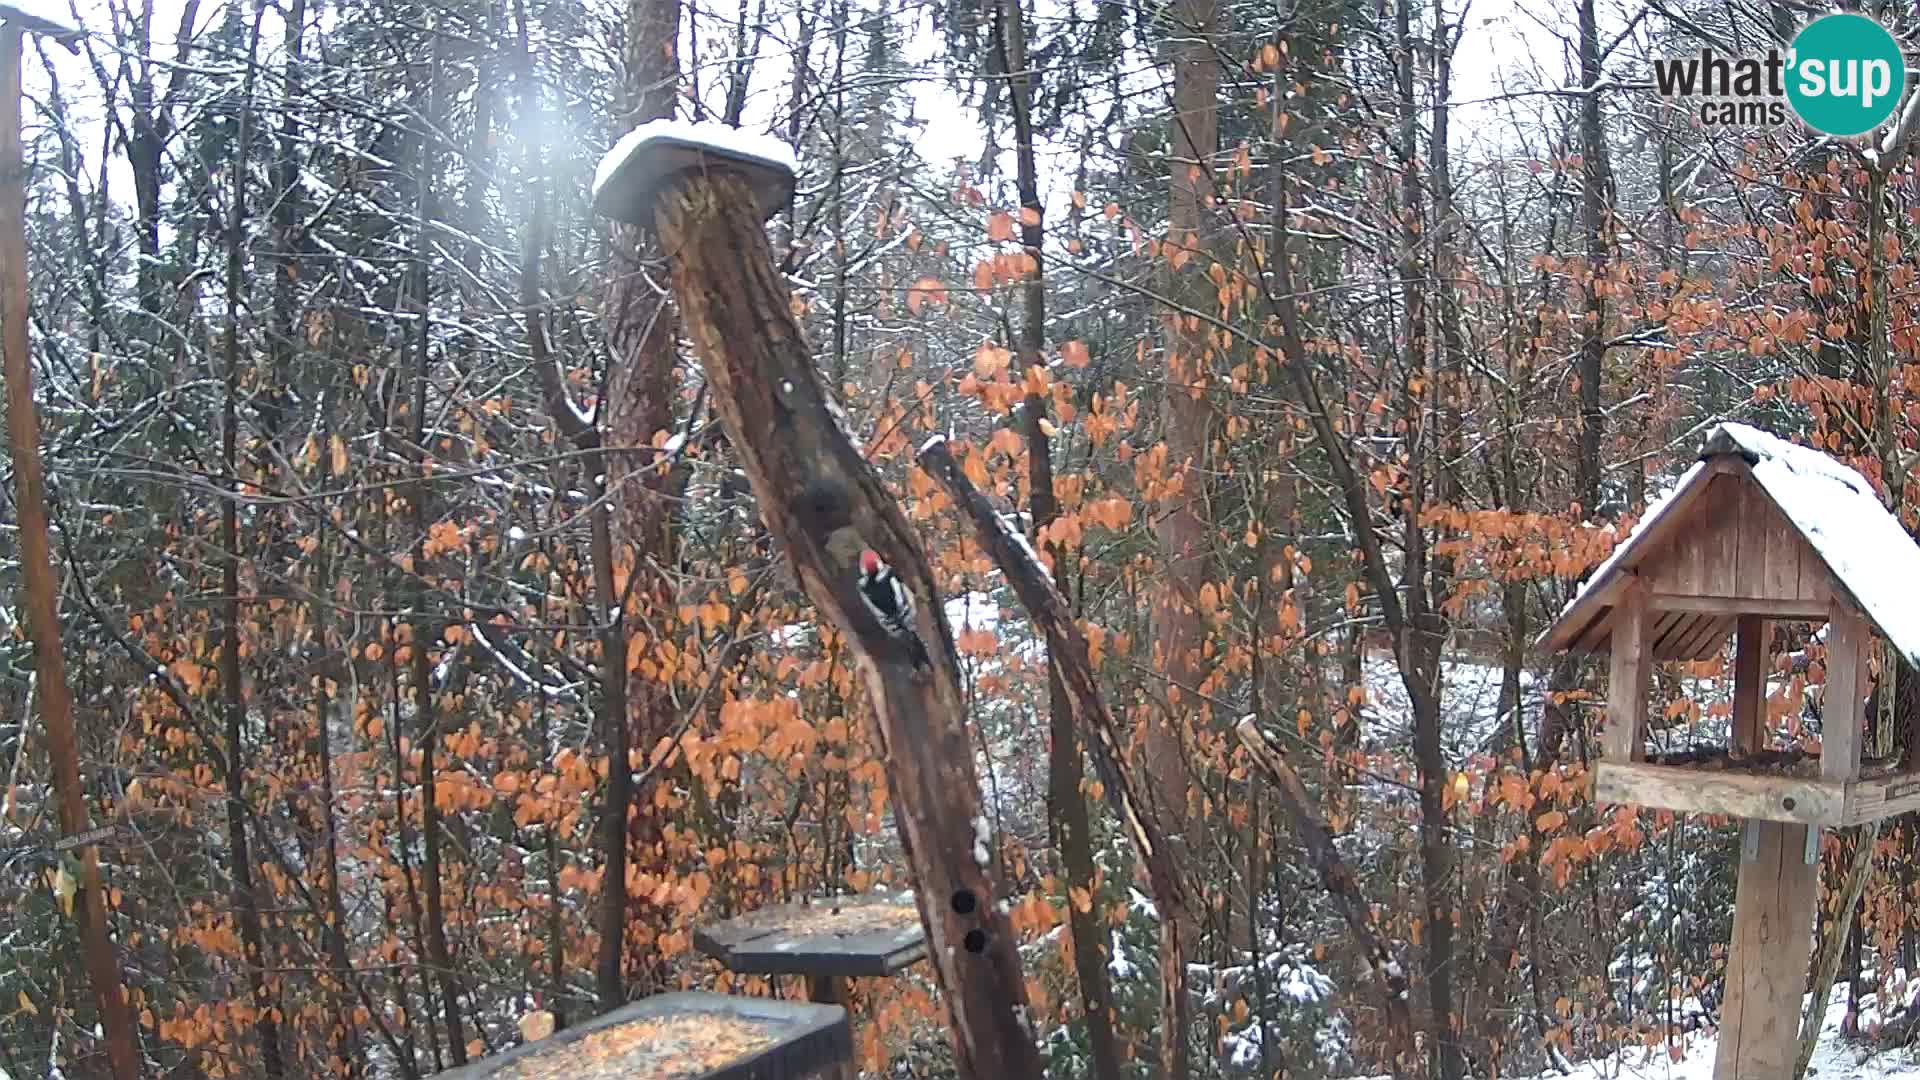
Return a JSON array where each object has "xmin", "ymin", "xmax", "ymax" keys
[{"xmin": 1787, "ymin": 14, "xmax": 1907, "ymax": 136}]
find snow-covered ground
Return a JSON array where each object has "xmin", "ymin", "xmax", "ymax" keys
[
  {"xmin": 1360, "ymin": 654, "xmax": 1543, "ymax": 762},
  {"xmin": 1345, "ymin": 986, "xmax": 1920, "ymax": 1079}
]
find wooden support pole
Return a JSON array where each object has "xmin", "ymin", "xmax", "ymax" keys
[
  {"xmin": 805, "ymin": 977, "xmax": 852, "ymax": 1080},
  {"xmin": 1732, "ymin": 616, "xmax": 1765, "ymax": 754},
  {"xmin": 0, "ymin": 23, "xmax": 140, "ymax": 1080},
  {"xmin": 1714, "ymin": 820, "xmax": 1819, "ymax": 1080},
  {"xmin": 1604, "ymin": 576, "xmax": 1652, "ymax": 762},
  {"xmin": 1824, "ymin": 607, "xmax": 1868, "ymax": 783}
]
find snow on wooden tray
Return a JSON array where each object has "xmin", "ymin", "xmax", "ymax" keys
[
  {"xmin": 592, "ymin": 120, "xmax": 798, "ymax": 227},
  {"xmin": 429, "ymin": 992, "xmax": 848, "ymax": 1080},
  {"xmin": 694, "ymin": 892, "xmax": 927, "ymax": 978}
]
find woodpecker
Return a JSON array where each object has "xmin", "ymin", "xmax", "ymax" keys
[{"xmin": 857, "ymin": 549, "xmax": 929, "ymax": 668}]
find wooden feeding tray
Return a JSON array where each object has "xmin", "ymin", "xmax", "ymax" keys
[
  {"xmin": 427, "ymin": 992, "xmax": 849, "ymax": 1080},
  {"xmin": 1596, "ymin": 752, "xmax": 1920, "ymax": 827},
  {"xmin": 694, "ymin": 892, "xmax": 927, "ymax": 986}
]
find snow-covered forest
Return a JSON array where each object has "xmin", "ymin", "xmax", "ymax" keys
[{"xmin": 7, "ymin": 0, "xmax": 1920, "ymax": 1074}]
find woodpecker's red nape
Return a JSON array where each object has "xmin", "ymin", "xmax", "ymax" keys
[{"xmin": 860, "ymin": 549, "xmax": 881, "ymax": 575}]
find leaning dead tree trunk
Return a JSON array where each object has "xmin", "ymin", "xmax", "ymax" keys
[
  {"xmin": 918, "ymin": 436, "xmax": 1190, "ymax": 1078},
  {"xmin": 593, "ymin": 127, "xmax": 1042, "ymax": 1079},
  {"xmin": 0, "ymin": 16, "xmax": 140, "ymax": 1080}
]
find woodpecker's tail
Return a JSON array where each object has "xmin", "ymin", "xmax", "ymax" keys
[{"xmin": 906, "ymin": 634, "xmax": 930, "ymax": 670}]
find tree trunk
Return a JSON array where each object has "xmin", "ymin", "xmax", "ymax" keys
[
  {"xmin": 0, "ymin": 25, "xmax": 141, "ymax": 1080},
  {"xmin": 1575, "ymin": 0, "xmax": 1610, "ymax": 515},
  {"xmin": 219, "ymin": 11, "xmax": 284, "ymax": 1073},
  {"xmin": 994, "ymin": 0, "xmax": 1122, "ymax": 1072},
  {"xmin": 649, "ymin": 168, "xmax": 1043, "ymax": 1080},
  {"xmin": 1152, "ymin": 0, "xmax": 1220, "ymax": 893},
  {"xmin": 920, "ymin": 437, "xmax": 1192, "ymax": 1080},
  {"xmin": 595, "ymin": 0, "xmax": 682, "ymax": 1009},
  {"xmin": 408, "ymin": 49, "xmax": 468, "ymax": 1061}
]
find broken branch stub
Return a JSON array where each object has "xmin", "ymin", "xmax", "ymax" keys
[{"xmin": 597, "ymin": 128, "xmax": 1043, "ymax": 1080}]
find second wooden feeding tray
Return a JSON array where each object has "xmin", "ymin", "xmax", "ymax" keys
[
  {"xmin": 694, "ymin": 891, "xmax": 927, "ymax": 1005},
  {"xmin": 1540, "ymin": 421, "xmax": 1920, "ymax": 1078},
  {"xmin": 695, "ymin": 892, "xmax": 927, "ymax": 1080}
]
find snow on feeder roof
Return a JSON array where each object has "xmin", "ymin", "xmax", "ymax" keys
[
  {"xmin": 1539, "ymin": 421, "xmax": 1920, "ymax": 670},
  {"xmin": 0, "ymin": 0, "xmax": 81, "ymax": 47},
  {"xmin": 591, "ymin": 119, "xmax": 797, "ymax": 228}
]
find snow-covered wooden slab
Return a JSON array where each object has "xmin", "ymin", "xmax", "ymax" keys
[
  {"xmin": 427, "ymin": 992, "xmax": 849, "ymax": 1080},
  {"xmin": 592, "ymin": 120, "xmax": 797, "ymax": 227}
]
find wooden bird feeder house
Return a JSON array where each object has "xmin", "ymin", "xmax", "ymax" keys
[{"xmin": 1539, "ymin": 421, "xmax": 1920, "ymax": 1078}]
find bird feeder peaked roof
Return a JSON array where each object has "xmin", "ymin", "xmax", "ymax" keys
[{"xmin": 1538, "ymin": 421, "xmax": 1920, "ymax": 669}]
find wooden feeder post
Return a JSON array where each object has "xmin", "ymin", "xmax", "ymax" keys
[
  {"xmin": 591, "ymin": 124, "xmax": 1044, "ymax": 1079},
  {"xmin": 1540, "ymin": 422, "xmax": 1920, "ymax": 1079},
  {"xmin": 0, "ymin": 10, "xmax": 140, "ymax": 1080}
]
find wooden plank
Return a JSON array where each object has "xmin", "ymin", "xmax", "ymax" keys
[
  {"xmin": 1708, "ymin": 475, "xmax": 1743, "ymax": 597},
  {"xmin": 1844, "ymin": 770, "xmax": 1920, "ymax": 824},
  {"xmin": 1713, "ymin": 821, "xmax": 1820, "ymax": 1080},
  {"xmin": 1649, "ymin": 610, "xmax": 1694, "ymax": 658},
  {"xmin": 1824, "ymin": 606, "xmax": 1869, "ymax": 783},
  {"xmin": 692, "ymin": 895, "xmax": 928, "ymax": 978},
  {"xmin": 1677, "ymin": 615, "xmax": 1733, "ymax": 661},
  {"xmin": 1574, "ymin": 609, "xmax": 1614, "ymax": 655},
  {"xmin": 1605, "ymin": 577, "xmax": 1653, "ymax": 762},
  {"xmin": 1759, "ymin": 493, "xmax": 1804, "ymax": 601},
  {"xmin": 1732, "ymin": 616, "xmax": 1766, "ymax": 753},
  {"xmin": 1798, "ymin": 529, "xmax": 1828, "ymax": 604},
  {"xmin": 1594, "ymin": 761, "xmax": 1847, "ymax": 826},
  {"xmin": 1538, "ymin": 457, "xmax": 1744, "ymax": 654},
  {"xmin": 1732, "ymin": 475, "xmax": 1763, "ymax": 599},
  {"xmin": 1647, "ymin": 593, "xmax": 1828, "ymax": 619}
]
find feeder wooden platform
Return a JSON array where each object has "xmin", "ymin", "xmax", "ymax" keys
[
  {"xmin": 1595, "ymin": 759, "xmax": 1920, "ymax": 826},
  {"xmin": 694, "ymin": 893, "xmax": 925, "ymax": 1080},
  {"xmin": 693, "ymin": 892, "xmax": 927, "ymax": 982},
  {"xmin": 427, "ymin": 992, "xmax": 849, "ymax": 1080}
]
